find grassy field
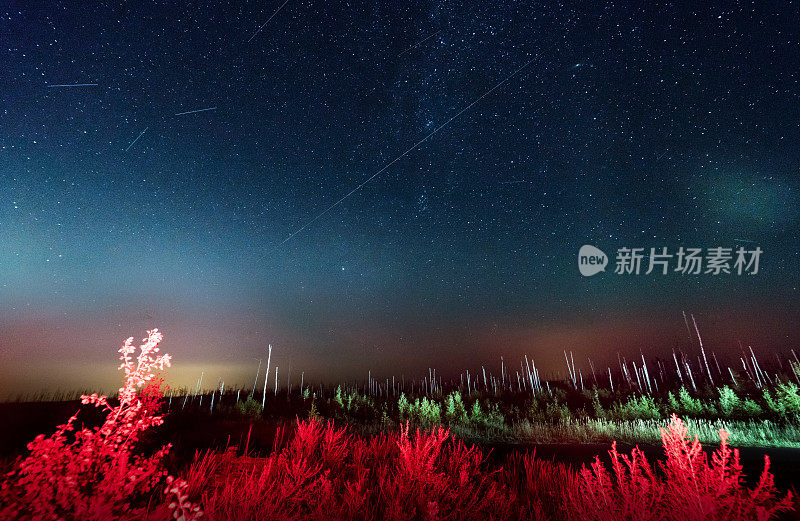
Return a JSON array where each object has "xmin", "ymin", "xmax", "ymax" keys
[{"xmin": 1, "ymin": 330, "xmax": 799, "ymax": 520}]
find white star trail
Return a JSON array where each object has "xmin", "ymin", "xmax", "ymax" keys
[
  {"xmin": 174, "ymin": 107, "xmax": 217, "ymax": 116},
  {"xmin": 46, "ymin": 83, "xmax": 99, "ymax": 87},
  {"xmin": 124, "ymin": 127, "xmax": 148, "ymax": 152},
  {"xmin": 247, "ymin": 0, "xmax": 291, "ymax": 43},
  {"xmin": 269, "ymin": 57, "xmax": 538, "ymax": 252},
  {"xmin": 397, "ymin": 30, "xmax": 442, "ymax": 57}
]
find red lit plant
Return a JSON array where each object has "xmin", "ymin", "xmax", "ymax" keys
[
  {"xmin": 184, "ymin": 415, "xmax": 795, "ymax": 520},
  {"xmin": 184, "ymin": 419, "xmax": 513, "ymax": 521},
  {"xmin": 1, "ymin": 329, "xmax": 795, "ymax": 521},
  {"xmin": 569, "ymin": 414, "xmax": 794, "ymax": 521},
  {"xmin": 0, "ymin": 329, "xmax": 202, "ymax": 521}
]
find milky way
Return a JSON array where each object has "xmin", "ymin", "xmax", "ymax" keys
[{"xmin": 1, "ymin": 2, "xmax": 798, "ymax": 395}]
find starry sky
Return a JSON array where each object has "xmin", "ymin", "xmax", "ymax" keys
[{"xmin": 1, "ymin": 1, "xmax": 799, "ymax": 396}]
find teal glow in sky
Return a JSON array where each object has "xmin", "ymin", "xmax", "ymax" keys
[{"xmin": 1, "ymin": 1, "xmax": 799, "ymax": 396}]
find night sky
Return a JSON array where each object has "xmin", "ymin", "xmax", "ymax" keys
[{"xmin": 1, "ymin": 1, "xmax": 799, "ymax": 397}]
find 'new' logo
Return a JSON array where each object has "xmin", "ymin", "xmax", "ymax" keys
[{"xmin": 578, "ymin": 245, "xmax": 607, "ymax": 276}]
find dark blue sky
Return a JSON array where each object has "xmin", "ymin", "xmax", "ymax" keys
[{"xmin": 1, "ymin": 1, "xmax": 799, "ymax": 395}]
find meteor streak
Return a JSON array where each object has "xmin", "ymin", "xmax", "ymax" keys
[
  {"xmin": 270, "ymin": 57, "xmax": 537, "ymax": 251},
  {"xmin": 174, "ymin": 107, "xmax": 217, "ymax": 116},
  {"xmin": 248, "ymin": 0, "xmax": 291, "ymax": 43},
  {"xmin": 398, "ymin": 30, "xmax": 442, "ymax": 57},
  {"xmin": 124, "ymin": 127, "xmax": 148, "ymax": 152}
]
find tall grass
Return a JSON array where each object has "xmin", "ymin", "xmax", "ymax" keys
[
  {"xmin": 180, "ymin": 416, "xmax": 794, "ymax": 520},
  {"xmin": 513, "ymin": 417, "xmax": 800, "ymax": 448},
  {"xmin": 569, "ymin": 415, "xmax": 795, "ymax": 520},
  {"xmin": 1, "ymin": 329, "xmax": 796, "ymax": 520}
]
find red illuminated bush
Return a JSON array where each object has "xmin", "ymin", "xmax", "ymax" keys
[
  {"xmin": 1, "ymin": 331, "xmax": 795, "ymax": 521},
  {"xmin": 569, "ymin": 414, "xmax": 794, "ymax": 521},
  {"xmin": 0, "ymin": 329, "xmax": 202, "ymax": 521},
  {"xmin": 183, "ymin": 415, "xmax": 794, "ymax": 520},
  {"xmin": 186, "ymin": 419, "xmax": 513, "ymax": 520}
]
